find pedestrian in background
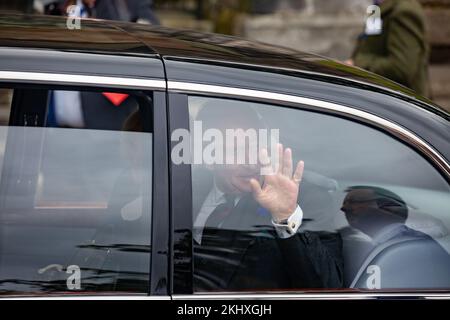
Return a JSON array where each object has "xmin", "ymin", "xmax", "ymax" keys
[
  {"xmin": 348, "ymin": 0, "xmax": 429, "ymax": 97},
  {"xmin": 42, "ymin": 0, "xmax": 160, "ymax": 25},
  {"xmin": 94, "ymin": 0, "xmax": 160, "ymax": 25}
]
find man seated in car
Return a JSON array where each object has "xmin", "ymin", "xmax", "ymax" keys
[
  {"xmin": 340, "ymin": 186, "xmax": 450, "ymax": 287},
  {"xmin": 192, "ymin": 102, "xmax": 343, "ymax": 291}
]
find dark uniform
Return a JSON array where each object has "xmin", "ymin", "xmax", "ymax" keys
[{"xmin": 352, "ymin": 0, "xmax": 429, "ymax": 97}]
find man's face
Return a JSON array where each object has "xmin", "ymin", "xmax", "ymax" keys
[
  {"xmin": 204, "ymin": 111, "xmax": 263, "ymax": 195},
  {"xmin": 212, "ymin": 136, "xmax": 261, "ymax": 194},
  {"xmin": 341, "ymin": 189, "xmax": 379, "ymax": 229},
  {"xmin": 213, "ymin": 162, "xmax": 260, "ymax": 195}
]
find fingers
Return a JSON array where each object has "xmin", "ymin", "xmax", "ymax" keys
[
  {"xmin": 276, "ymin": 143, "xmax": 283, "ymax": 174},
  {"xmin": 259, "ymin": 148, "xmax": 270, "ymax": 166},
  {"xmin": 282, "ymin": 148, "xmax": 293, "ymax": 177},
  {"xmin": 259, "ymin": 148, "xmax": 273, "ymax": 175},
  {"xmin": 293, "ymin": 160, "xmax": 305, "ymax": 185},
  {"xmin": 249, "ymin": 178, "xmax": 263, "ymax": 197},
  {"xmin": 260, "ymin": 144, "xmax": 296, "ymax": 178}
]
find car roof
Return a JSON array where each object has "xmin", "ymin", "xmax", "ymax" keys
[
  {"xmin": 0, "ymin": 13, "xmax": 153, "ymax": 55},
  {"xmin": 0, "ymin": 13, "xmax": 448, "ymax": 117},
  {"xmin": 0, "ymin": 14, "xmax": 417, "ymax": 84}
]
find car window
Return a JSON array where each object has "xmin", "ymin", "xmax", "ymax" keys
[
  {"xmin": 0, "ymin": 88, "xmax": 11, "ymax": 125},
  {"xmin": 0, "ymin": 86, "xmax": 152, "ymax": 295},
  {"xmin": 187, "ymin": 95, "xmax": 450, "ymax": 292}
]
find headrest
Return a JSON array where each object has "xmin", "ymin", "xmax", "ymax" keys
[{"xmin": 406, "ymin": 211, "xmax": 448, "ymax": 239}]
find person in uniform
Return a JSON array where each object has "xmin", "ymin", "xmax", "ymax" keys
[{"xmin": 348, "ymin": 0, "xmax": 429, "ymax": 97}]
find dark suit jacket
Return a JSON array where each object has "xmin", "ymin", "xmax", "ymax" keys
[
  {"xmin": 193, "ymin": 169, "xmax": 344, "ymax": 291},
  {"xmin": 95, "ymin": 0, "xmax": 160, "ymax": 25}
]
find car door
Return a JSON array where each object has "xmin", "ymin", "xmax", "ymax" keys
[
  {"xmin": 0, "ymin": 49, "xmax": 170, "ymax": 298},
  {"xmin": 167, "ymin": 79, "xmax": 450, "ymax": 299}
]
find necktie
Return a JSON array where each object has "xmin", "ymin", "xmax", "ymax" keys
[{"xmin": 204, "ymin": 194, "xmax": 236, "ymax": 230}]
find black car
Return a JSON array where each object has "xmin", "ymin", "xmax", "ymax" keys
[{"xmin": 0, "ymin": 13, "xmax": 449, "ymax": 299}]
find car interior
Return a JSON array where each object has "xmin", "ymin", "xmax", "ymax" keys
[
  {"xmin": 0, "ymin": 86, "xmax": 153, "ymax": 293},
  {"xmin": 219, "ymin": 99, "xmax": 450, "ymax": 291}
]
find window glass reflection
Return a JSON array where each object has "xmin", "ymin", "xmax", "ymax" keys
[
  {"xmin": 0, "ymin": 88, "xmax": 152, "ymax": 295},
  {"xmin": 189, "ymin": 96, "xmax": 450, "ymax": 292}
]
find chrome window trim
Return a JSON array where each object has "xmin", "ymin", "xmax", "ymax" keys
[
  {"xmin": 5, "ymin": 293, "xmax": 450, "ymax": 300},
  {"xmin": 3, "ymin": 295, "xmax": 171, "ymax": 300},
  {"xmin": 173, "ymin": 293, "xmax": 450, "ymax": 300},
  {"xmin": 168, "ymin": 81, "xmax": 450, "ymax": 179},
  {"xmin": 0, "ymin": 71, "xmax": 166, "ymax": 90}
]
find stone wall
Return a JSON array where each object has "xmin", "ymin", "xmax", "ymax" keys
[
  {"xmin": 420, "ymin": 0, "xmax": 450, "ymax": 111},
  {"xmin": 239, "ymin": 0, "xmax": 450, "ymax": 112},
  {"xmin": 240, "ymin": 0, "xmax": 371, "ymax": 60}
]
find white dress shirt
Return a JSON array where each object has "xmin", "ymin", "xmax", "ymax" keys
[{"xmin": 193, "ymin": 182, "xmax": 303, "ymax": 244}]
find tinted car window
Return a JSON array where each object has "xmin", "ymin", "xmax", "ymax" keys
[
  {"xmin": 0, "ymin": 86, "xmax": 152, "ymax": 295},
  {"xmin": 188, "ymin": 96, "xmax": 450, "ymax": 292},
  {"xmin": 0, "ymin": 88, "xmax": 11, "ymax": 125}
]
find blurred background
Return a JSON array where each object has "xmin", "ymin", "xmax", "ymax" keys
[{"xmin": 0, "ymin": 0, "xmax": 449, "ymax": 113}]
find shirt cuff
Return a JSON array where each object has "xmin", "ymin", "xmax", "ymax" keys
[{"xmin": 271, "ymin": 205, "xmax": 303, "ymax": 239}]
